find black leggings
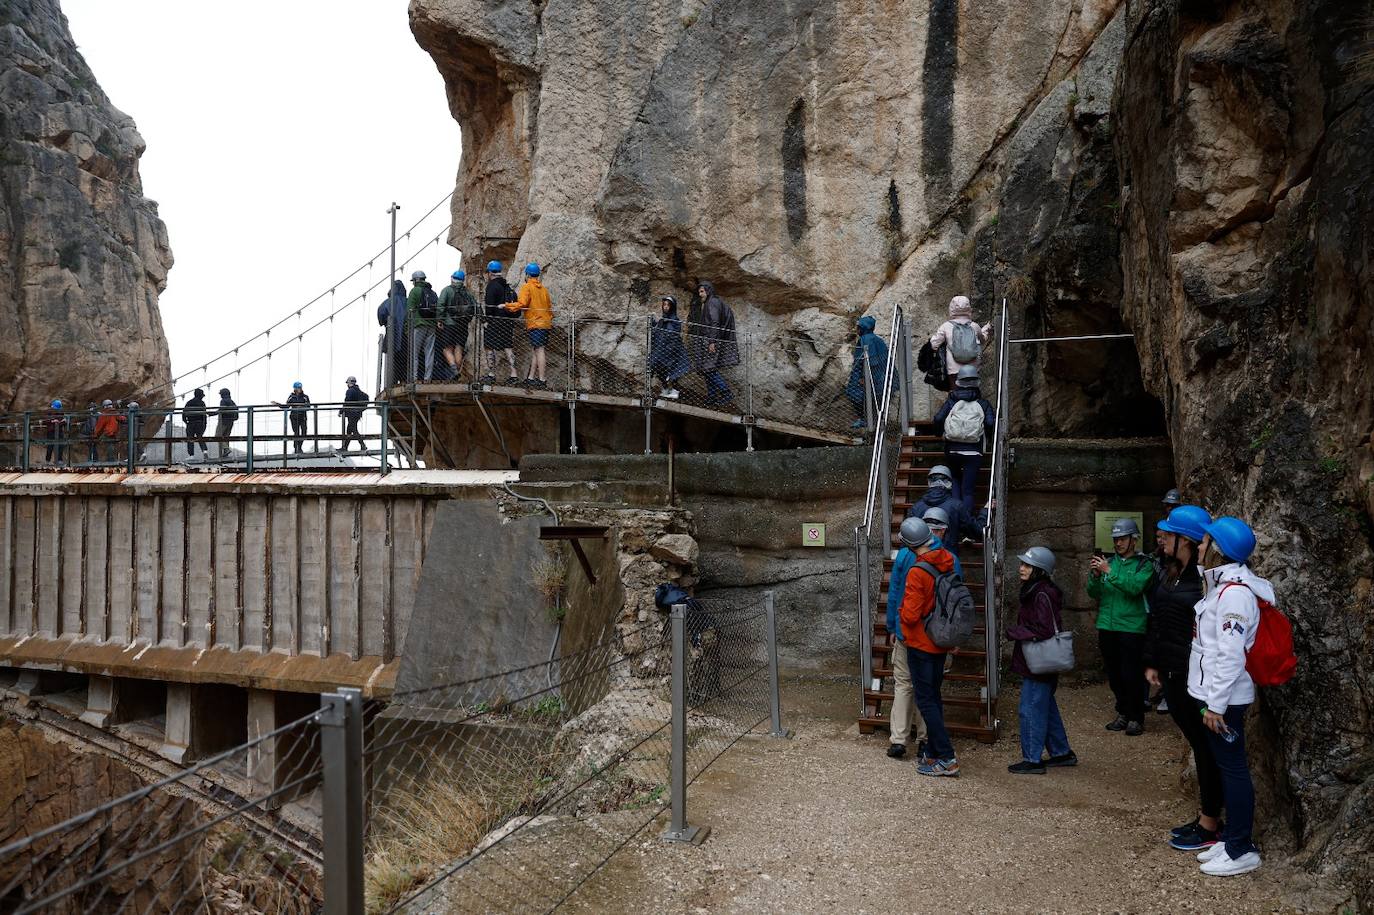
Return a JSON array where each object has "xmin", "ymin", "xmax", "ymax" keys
[
  {"xmin": 1098, "ymin": 629, "xmax": 1146, "ymax": 721},
  {"xmin": 1164, "ymin": 672, "xmax": 1224, "ymax": 819}
]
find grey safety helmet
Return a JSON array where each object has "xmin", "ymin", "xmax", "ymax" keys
[
  {"xmin": 346, "ymin": 375, "xmax": 358, "ymax": 384},
  {"xmin": 921, "ymin": 506, "xmax": 950, "ymax": 530},
  {"xmin": 411, "ymin": 270, "xmax": 426, "ymax": 281},
  {"xmin": 955, "ymin": 365, "xmax": 980, "ymax": 388},
  {"xmin": 1162, "ymin": 488, "xmax": 1182, "ymax": 507},
  {"xmin": 1017, "ymin": 546, "xmax": 1056, "ymax": 576},
  {"xmin": 927, "ymin": 464, "xmax": 953, "ymax": 484},
  {"xmin": 899, "ymin": 517, "xmax": 934, "ymax": 549},
  {"xmin": 1110, "ymin": 518, "xmax": 1141, "ymax": 539}
]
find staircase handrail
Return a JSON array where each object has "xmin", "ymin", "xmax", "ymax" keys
[{"xmin": 982, "ymin": 296, "xmax": 1011, "ymax": 715}]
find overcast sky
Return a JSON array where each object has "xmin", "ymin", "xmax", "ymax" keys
[{"xmin": 63, "ymin": 0, "xmax": 461, "ymax": 404}]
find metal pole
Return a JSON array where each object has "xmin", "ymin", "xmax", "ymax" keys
[
  {"xmin": 126, "ymin": 408, "xmax": 137, "ymax": 472},
  {"xmin": 744, "ymin": 332, "xmax": 755, "ymax": 451},
  {"xmin": 568, "ymin": 398, "xmax": 578, "ymax": 455},
  {"xmin": 245, "ymin": 408, "xmax": 254, "ymax": 473},
  {"xmin": 897, "ymin": 311, "xmax": 914, "ymax": 429},
  {"xmin": 21, "ymin": 412, "xmax": 29, "ymax": 471},
  {"xmin": 320, "ymin": 689, "xmax": 365, "ymax": 915},
  {"xmin": 863, "ymin": 351, "xmax": 875, "ymax": 431},
  {"xmin": 662, "ymin": 603, "xmax": 708, "ymax": 844},
  {"xmin": 764, "ymin": 591, "xmax": 791, "ymax": 738},
  {"xmin": 385, "ymin": 203, "xmax": 400, "ymax": 390},
  {"xmin": 379, "ymin": 402, "xmax": 390, "ymax": 475},
  {"xmin": 644, "ymin": 314, "xmax": 653, "ymax": 454}
]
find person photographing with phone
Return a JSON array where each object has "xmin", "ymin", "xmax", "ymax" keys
[
  {"xmin": 1187, "ymin": 516, "xmax": 1269, "ymax": 877},
  {"xmin": 1087, "ymin": 518, "xmax": 1155, "ymax": 736}
]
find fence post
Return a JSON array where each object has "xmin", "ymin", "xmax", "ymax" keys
[
  {"xmin": 764, "ymin": 591, "xmax": 792, "ymax": 739},
  {"xmin": 897, "ymin": 311, "xmax": 913, "ymax": 430},
  {"xmin": 744, "ymin": 333, "xmax": 755, "ymax": 452},
  {"xmin": 662, "ymin": 603, "xmax": 709, "ymax": 845},
  {"xmin": 862, "ymin": 351, "xmax": 875, "ymax": 431},
  {"xmin": 21, "ymin": 412, "xmax": 30, "ymax": 471},
  {"xmin": 126, "ymin": 408, "xmax": 137, "ymax": 472},
  {"xmin": 321, "ymin": 688, "xmax": 365, "ymax": 915},
  {"xmin": 245, "ymin": 408, "xmax": 255, "ymax": 473},
  {"xmin": 856, "ymin": 529, "xmax": 874, "ymax": 708},
  {"xmin": 379, "ymin": 402, "xmax": 390, "ymax": 475},
  {"xmin": 644, "ymin": 315, "xmax": 653, "ymax": 454}
]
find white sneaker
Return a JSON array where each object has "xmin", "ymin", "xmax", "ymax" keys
[
  {"xmin": 1197, "ymin": 842, "xmax": 1229, "ymax": 863},
  {"xmin": 1201, "ymin": 850, "xmax": 1261, "ymax": 876},
  {"xmin": 662, "ymin": 388, "xmax": 680, "ymax": 400}
]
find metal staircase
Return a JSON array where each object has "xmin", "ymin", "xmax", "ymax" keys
[{"xmin": 854, "ymin": 299, "xmax": 1010, "ymax": 743}]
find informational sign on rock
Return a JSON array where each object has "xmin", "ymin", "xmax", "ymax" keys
[
  {"xmin": 802, "ymin": 523, "xmax": 826, "ymax": 547},
  {"xmin": 1094, "ymin": 511, "xmax": 1145, "ymax": 551}
]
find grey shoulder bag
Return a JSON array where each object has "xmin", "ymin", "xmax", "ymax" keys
[{"xmin": 1022, "ymin": 613, "xmax": 1075, "ymax": 675}]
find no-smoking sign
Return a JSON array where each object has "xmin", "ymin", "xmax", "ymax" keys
[{"xmin": 802, "ymin": 523, "xmax": 826, "ymax": 547}]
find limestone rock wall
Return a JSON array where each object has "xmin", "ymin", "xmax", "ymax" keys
[
  {"xmin": 410, "ymin": 0, "xmax": 1156, "ymax": 434},
  {"xmin": 0, "ymin": 0, "xmax": 172, "ymax": 411},
  {"xmin": 1115, "ymin": 0, "xmax": 1373, "ymax": 903}
]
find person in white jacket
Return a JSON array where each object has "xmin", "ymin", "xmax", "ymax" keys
[
  {"xmin": 929, "ymin": 295, "xmax": 993, "ymax": 389},
  {"xmin": 1188, "ymin": 516, "xmax": 1268, "ymax": 878}
]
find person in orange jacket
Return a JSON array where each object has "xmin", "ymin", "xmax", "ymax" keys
[
  {"xmin": 506, "ymin": 262, "xmax": 554, "ymax": 387},
  {"xmin": 92, "ymin": 399, "xmax": 121, "ymax": 463},
  {"xmin": 897, "ymin": 517, "xmax": 961, "ymax": 777}
]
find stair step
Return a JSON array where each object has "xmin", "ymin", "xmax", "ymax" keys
[
  {"xmin": 858, "ymin": 716, "xmax": 1000, "ymax": 744},
  {"xmin": 874, "ymin": 667, "xmax": 987, "ymax": 683},
  {"xmin": 869, "ymin": 643, "xmax": 987, "ymax": 660},
  {"xmin": 864, "ymin": 689, "xmax": 986, "ymax": 709}
]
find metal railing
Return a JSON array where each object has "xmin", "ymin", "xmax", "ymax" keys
[
  {"xmin": 1, "ymin": 594, "xmax": 788, "ymax": 913},
  {"xmin": 851, "ymin": 306, "xmax": 913, "ymax": 713},
  {"xmin": 383, "ymin": 305, "xmax": 870, "ymax": 448},
  {"xmin": 982, "ymin": 297, "xmax": 1011, "ymax": 726}
]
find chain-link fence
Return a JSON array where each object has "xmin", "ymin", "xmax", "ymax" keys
[
  {"xmin": 0, "ymin": 594, "xmax": 787, "ymax": 913},
  {"xmin": 0, "ymin": 709, "xmax": 325, "ymax": 913}
]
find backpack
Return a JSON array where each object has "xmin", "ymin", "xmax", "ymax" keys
[
  {"xmin": 949, "ymin": 321, "xmax": 980, "ymax": 364},
  {"xmin": 1222, "ymin": 583, "xmax": 1298, "ymax": 687},
  {"xmin": 418, "ymin": 286, "xmax": 439, "ymax": 321},
  {"xmin": 943, "ymin": 398, "xmax": 985, "ymax": 444},
  {"xmin": 918, "ymin": 341, "xmax": 951, "ymax": 390},
  {"xmin": 914, "ymin": 561, "xmax": 977, "ymax": 649}
]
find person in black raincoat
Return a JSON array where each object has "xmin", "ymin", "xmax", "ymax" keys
[
  {"xmin": 650, "ymin": 295, "xmax": 692, "ymax": 399},
  {"xmin": 481, "ymin": 261, "xmax": 520, "ymax": 384},
  {"xmin": 379, "ymin": 280, "xmax": 408, "ymax": 383},
  {"xmin": 693, "ymin": 281, "xmax": 739, "ymax": 405}
]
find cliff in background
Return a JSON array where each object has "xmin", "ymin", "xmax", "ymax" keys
[
  {"xmin": 409, "ymin": 0, "xmax": 1157, "ymax": 436},
  {"xmin": 0, "ymin": 0, "xmax": 172, "ymax": 411},
  {"xmin": 1117, "ymin": 0, "xmax": 1373, "ymax": 902}
]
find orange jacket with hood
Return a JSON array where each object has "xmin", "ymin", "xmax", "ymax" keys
[{"xmin": 898, "ymin": 546, "xmax": 957, "ymax": 653}]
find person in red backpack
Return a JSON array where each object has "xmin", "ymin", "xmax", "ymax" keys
[{"xmin": 1189, "ymin": 516, "xmax": 1267, "ymax": 877}]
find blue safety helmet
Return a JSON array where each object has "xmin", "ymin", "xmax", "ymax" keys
[
  {"xmin": 1157, "ymin": 505, "xmax": 1211, "ymax": 543},
  {"xmin": 50, "ymin": 399, "xmax": 62, "ymax": 409},
  {"xmin": 525, "ymin": 262, "xmax": 540, "ymax": 277},
  {"xmin": 1203, "ymin": 516, "xmax": 1256, "ymax": 563},
  {"xmin": 292, "ymin": 381, "xmax": 303, "ymax": 389},
  {"xmin": 487, "ymin": 260, "xmax": 503, "ymax": 273},
  {"xmin": 452, "ymin": 270, "xmax": 466, "ymax": 281}
]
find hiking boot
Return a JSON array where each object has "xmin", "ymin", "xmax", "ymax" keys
[
  {"xmin": 505, "ymin": 376, "xmax": 520, "ymax": 385},
  {"xmin": 1157, "ymin": 696, "xmax": 1171, "ymax": 714},
  {"xmin": 886, "ymin": 743, "xmax": 906, "ymax": 759},
  {"xmin": 916, "ymin": 757, "xmax": 960, "ymax": 778},
  {"xmin": 662, "ymin": 388, "xmax": 680, "ymax": 400},
  {"xmin": 1105, "ymin": 715, "xmax": 1128, "ymax": 731},
  {"xmin": 1007, "ymin": 760, "xmax": 1046, "ymax": 775},
  {"xmin": 1044, "ymin": 752, "xmax": 1079, "ymax": 768},
  {"xmin": 915, "ymin": 740, "xmax": 931, "ymax": 765},
  {"xmin": 1200, "ymin": 850, "xmax": 1261, "ymax": 877},
  {"xmin": 1198, "ymin": 841, "xmax": 1230, "ymax": 863},
  {"xmin": 1170, "ymin": 823, "xmax": 1222, "ymax": 851},
  {"xmin": 1125, "ymin": 720, "xmax": 1145, "ymax": 736}
]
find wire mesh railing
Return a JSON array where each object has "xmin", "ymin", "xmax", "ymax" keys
[
  {"xmin": 0, "ymin": 594, "xmax": 787, "ymax": 913},
  {"xmin": 0, "ymin": 709, "xmax": 325, "ymax": 913}
]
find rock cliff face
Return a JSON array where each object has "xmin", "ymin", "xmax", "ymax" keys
[
  {"xmin": 0, "ymin": 0, "xmax": 172, "ymax": 411},
  {"xmin": 1116, "ymin": 0, "xmax": 1373, "ymax": 902},
  {"xmin": 410, "ymin": 0, "xmax": 1153, "ymax": 433}
]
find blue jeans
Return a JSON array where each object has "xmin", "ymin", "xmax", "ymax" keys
[
  {"xmin": 946, "ymin": 450, "xmax": 981, "ymax": 517},
  {"xmin": 1018, "ymin": 677, "xmax": 1071, "ymax": 763},
  {"xmin": 1206, "ymin": 703, "xmax": 1257, "ymax": 857},
  {"xmin": 907, "ymin": 647, "xmax": 953, "ymax": 760},
  {"xmin": 703, "ymin": 370, "xmax": 731, "ymax": 403}
]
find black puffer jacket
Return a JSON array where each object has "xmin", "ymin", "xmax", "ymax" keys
[{"xmin": 1142, "ymin": 561, "xmax": 1203, "ymax": 674}]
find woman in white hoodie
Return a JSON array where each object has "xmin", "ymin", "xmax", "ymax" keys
[
  {"xmin": 929, "ymin": 295, "xmax": 993, "ymax": 389},
  {"xmin": 1189, "ymin": 516, "xmax": 1269, "ymax": 877}
]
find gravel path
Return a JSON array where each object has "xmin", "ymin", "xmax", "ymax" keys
[{"xmin": 563, "ymin": 677, "xmax": 1326, "ymax": 914}]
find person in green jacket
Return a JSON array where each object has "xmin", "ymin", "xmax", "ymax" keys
[
  {"xmin": 1088, "ymin": 517, "xmax": 1156, "ymax": 736},
  {"xmin": 438, "ymin": 269, "xmax": 478, "ymax": 378},
  {"xmin": 406, "ymin": 270, "xmax": 438, "ymax": 380}
]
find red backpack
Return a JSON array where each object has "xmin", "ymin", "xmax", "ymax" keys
[{"xmin": 1221, "ymin": 583, "xmax": 1297, "ymax": 687}]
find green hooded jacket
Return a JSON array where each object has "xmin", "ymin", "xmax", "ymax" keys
[
  {"xmin": 406, "ymin": 280, "xmax": 436, "ymax": 328},
  {"xmin": 1087, "ymin": 552, "xmax": 1155, "ymax": 634},
  {"xmin": 438, "ymin": 282, "xmax": 477, "ymax": 323}
]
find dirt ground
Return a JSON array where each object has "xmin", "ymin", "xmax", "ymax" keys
[{"xmin": 563, "ymin": 676, "xmax": 1337, "ymax": 914}]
